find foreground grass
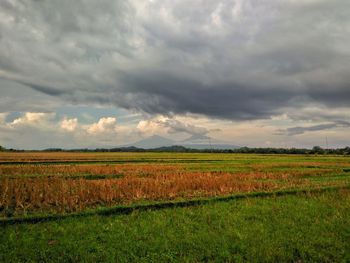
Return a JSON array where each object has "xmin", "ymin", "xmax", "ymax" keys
[{"xmin": 1, "ymin": 189, "xmax": 350, "ymax": 262}]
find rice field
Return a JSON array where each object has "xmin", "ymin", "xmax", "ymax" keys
[
  {"xmin": 1, "ymin": 152, "xmax": 350, "ymax": 217},
  {"xmin": 1, "ymin": 152, "xmax": 350, "ymax": 262}
]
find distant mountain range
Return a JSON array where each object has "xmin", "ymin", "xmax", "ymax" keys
[
  {"xmin": 126, "ymin": 134, "xmax": 239, "ymax": 150},
  {"xmin": 129, "ymin": 135, "xmax": 174, "ymax": 149}
]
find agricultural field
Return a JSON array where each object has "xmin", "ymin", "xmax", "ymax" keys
[{"xmin": 1, "ymin": 152, "xmax": 350, "ymax": 262}]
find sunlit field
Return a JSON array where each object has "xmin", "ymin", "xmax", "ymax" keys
[{"xmin": 1, "ymin": 152, "xmax": 350, "ymax": 262}]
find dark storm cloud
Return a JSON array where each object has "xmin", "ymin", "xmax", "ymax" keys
[
  {"xmin": 306, "ymin": 84, "xmax": 350, "ymax": 107},
  {"xmin": 117, "ymin": 72, "xmax": 298, "ymax": 120},
  {"xmin": 0, "ymin": 0, "xmax": 350, "ymax": 121}
]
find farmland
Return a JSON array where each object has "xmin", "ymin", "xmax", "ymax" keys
[{"xmin": 1, "ymin": 152, "xmax": 350, "ymax": 262}]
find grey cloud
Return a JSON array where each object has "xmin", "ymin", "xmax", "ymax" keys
[
  {"xmin": 278, "ymin": 121, "xmax": 350, "ymax": 136},
  {"xmin": 0, "ymin": 79, "xmax": 62, "ymax": 112},
  {"xmin": 306, "ymin": 84, "xmax": 350, "ymax": 108},
  {"xmin": 0, "ymin": 0, "xmax": 350, "ymax": 121},
  {"xmin": 21, "ymin": 82, "xmax": 68, "ymax": 96},
  {"xmin": 286, "ymin": 107, "xmax": 350, "ymax": 123}
]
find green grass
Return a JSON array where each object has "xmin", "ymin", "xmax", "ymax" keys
[{"xmin": 1, "ymin": 189, "xmax": 350, "ymax": 262}]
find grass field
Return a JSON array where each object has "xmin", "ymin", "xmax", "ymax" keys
[{"xmin": 1, "ymin": 152, "xmax": 350, "ymax": 262}]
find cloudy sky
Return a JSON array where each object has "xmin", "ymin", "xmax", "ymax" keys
[{"xmin": 0, "ymin": 0, "xmax": 349, "ymax": 149}]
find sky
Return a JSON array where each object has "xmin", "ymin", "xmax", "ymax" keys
[{"xmin": 0, "ymin": 0, "xmax": 349, "ymax": 149}]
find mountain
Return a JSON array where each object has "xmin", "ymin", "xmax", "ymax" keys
[
  {"xmin": 181, "ymin": 134, "xmax": 212, "ymax": 144},
  {"xmin": 129, "ymin": 135, "xmax": 175, "ymax": 149},
  {"xmin": 127, "ymin": 134, "xmax": 239, "ymax": 150},
  {"xmin": 180, "ymin": 134, "xmax": 240, "ymax": 149}
]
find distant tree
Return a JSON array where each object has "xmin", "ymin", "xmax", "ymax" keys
[
  {"xmin": 343, "ymin": 147, "xmax": 350, "ymax": 155},
  {"xmin": 312, "ymin": 146, "xmax": 325, "ymax": 154},
  {"xmin": 0, "ymin": 145, "xmax": 6, "ymax": 151}
]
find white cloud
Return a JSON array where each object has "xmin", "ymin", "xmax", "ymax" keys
[
  {"xmin": 0, "ymin": 110, "xmax": 348, "ymax": 149},
  {"xmin": 137, "ymin": 115, "xmax": 210, "ymax": 138},
  {"xmin": 60, "ymin": 118, "xmax": 78, "ymax": 132},
  {"xmin": 86, "ymin": 117, "xmax": 117, "ymax": 135},
  {"xmin": 137, "ymin": 116, "xmax": 167, "ymax": 136},
  {"xmin": 9, "ymin": 112, "xmax": 55, "ymax": 127}
]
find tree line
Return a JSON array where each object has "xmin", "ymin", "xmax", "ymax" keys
[{"xmin": 1, "ymin": 145, "xmax": 350, "ymax": 155}]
